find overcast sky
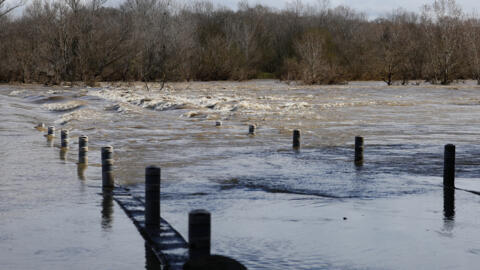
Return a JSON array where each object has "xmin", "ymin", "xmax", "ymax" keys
[
  {"xmin": 7, "ymin": 0, "xmax": 480, "ymax": 18},
  {"xmin": 210, "ymin": 0, "xmax": 480, "ymax": 18}
]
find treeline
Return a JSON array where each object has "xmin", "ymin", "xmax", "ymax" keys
[{"xmin": 0, "ymin": 0, "xmax": 480, "ymax": 85}]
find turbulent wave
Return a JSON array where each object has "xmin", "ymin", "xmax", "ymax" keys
[
  {"xmin": 8, "ymin": 90, "xmax": 28, "ymax": 97},
  {"xmin": 56, "ymin": 108, "xmax": 102, "ymax": 125},
  {"xmin": 183, "ymin": 111, "xmax": 208, "ymax": 118},
  {"xmin": 105, "ymin": 103, "xmax": 144, "ymax": 114},
  {"xmin": 42, "ymin": 101, "xmax": 85, "ymax": 112},
  {"xmin": 32, "ymin": 96, "xmax": 68, "ymax": 104},
  {"xmin": 88, "ymin": 83, "xmax": 431, "ymax": 126}
]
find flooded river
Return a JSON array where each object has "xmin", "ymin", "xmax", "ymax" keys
[
  {"xmin": 2, "ymin": 80, "xmax": 480, "ymax": 269},
  {"xmin": 0, "ymin": 90, "xmax": 154, "ymax": 269}
]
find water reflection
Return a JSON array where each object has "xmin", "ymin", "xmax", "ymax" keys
[
  {"xmin": 354, "ymin": 160, "xmax": 363, "ymax": 167},
  {"xmin": 77, "ymin": 164, "xmax": 87, "ymax": 180},
  {"xmin": 443, "ymin": 187, "xmax": 455, "ymax": 231},
  {"xmin": 145, "ymin": 243, "xmax": 161, "ymax": 270},
  {"xmin": 59, "ymin": 148, "xmax": 67, "ymax": 161},
  {"xmin": 354, "ymin": 161, "xmax": 364, "ymax": 171},
  {"xmin": 101, "ymin": 193, "xmax": 114, "ymax": 231},
  {"xmin": 443, "ymin": 187, "xmax": 455, "ymax": 220},
  {"xmin": 46, "ymin": 137, "xmax": 54, "ymax": 147}
]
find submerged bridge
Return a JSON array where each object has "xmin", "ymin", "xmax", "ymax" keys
[{"xmin": 41, "ymin": 125, "xmax": 246, "ymax": 270}]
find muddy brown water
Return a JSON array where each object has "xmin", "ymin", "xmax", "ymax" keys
[{"xmin": 2, "ymin": 81, "xmax": 480, "ymax": 269}]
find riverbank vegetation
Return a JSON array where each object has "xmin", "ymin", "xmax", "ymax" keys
[{"xmin": 0, "ymin": 0, "xmax": 479, "ymax": 86}]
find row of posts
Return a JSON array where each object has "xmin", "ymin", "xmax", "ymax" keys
[
  {"xmin": 48, "ymin": 122, "xmax": 369, "ymax": 185},
  {"xmin": 48, "ymin": 123, "xmax": 459, "ymax": 188},
  {"xmin": 44, "ymin": 123, "xmax": 459, "ymax": 263},
  {"xmin": 44, "ymin": 126, "xmax": 215, "ymax": 262},
  {"xmin": 46, "ymin": 126, "xmax": 113, "ymax": 189},
  {"xmin": 247, "ymin": 124, "xmax": 458, "ymax": 224},
  {"xmin": 141, "ymin": 136, "xmax": 458, "ymax": 263},
  {"xmin": 248, "ymin": 125, "xmax": 364, "ymax": 164},
  {"xmin": 248, "ymin": 125, "xmax": 458, "ymax": 188}
]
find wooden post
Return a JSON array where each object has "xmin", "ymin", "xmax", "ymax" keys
[
  {"xmin": 78, "ymin": 135, "xmax": 88, "ymax": 164},
  {"xmin": 145, "ymin": 166, "xmax": 161, "ymax": 231},
  {"xmin": 443, "ymin": 144, "xmax": 455, "ymax": 188},
  {"xmin": 355, "ymin": 136, "xmax": 364, "ymax": 165},
  {"xmin": 61, "ymin": 130, "xmax": 69, "ymax": 148},
  {"xmin": 47, "ymin": 126, "xmax": 55, "ymax": 137},
  {"xmin": 46, "ymin": 126, "xmax": 55, "ymax": 147},
  {"xmin": 249, "ymin": 125, "xmax": 256, "ymax": 135},
  {"xmin": 189, "ymin": 209, "xmax": 211, "ymax": 260},
  {"xmin": 443, "ymin": 187, "xmax": 455, "ymax": 220},
  {"xmin": 293, "ymin": 130, "xmax": 300, "ymax": 149},
  {"xmin": 101, "ymin": 146, "xmax": 114, "ymax": 189}
]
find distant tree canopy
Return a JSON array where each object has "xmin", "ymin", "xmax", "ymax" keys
[{"xmin": 0, "ymin": 0, "xmax": 479, "ymax": 85}]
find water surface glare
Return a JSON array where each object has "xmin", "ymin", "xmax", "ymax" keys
[{"xmin": 3, "ymin": 81, "xmax": 480, "ymax": 269}]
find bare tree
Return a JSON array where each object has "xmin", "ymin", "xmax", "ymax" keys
[
  {"xmin": 377, "ymin": 19, "xmax": 401, "ymax": 85},
  {"xmin": 223, "ymin": 3, "xmax": 271, "ymax": 79},
  {"xmin": 463, "ymin": 16, "xmax": 480, "ymax": 84},
  {"xmin": 293, "ymin": 28, "xmax": 338, "ymax": 84},
  {"xmin": 0, "ymin": 0, "xmax": 23, "ymax": 18},
  {"xmin": 422, "ymin": 0, "xmax": 464, "ymax": 84},
  {"xmin": 1, "ymin": 0, "xmax": 480, "ymax": 85},
  {"xmin": 376, "ymin": 9, "xmax": 423, "ymax": 85}
]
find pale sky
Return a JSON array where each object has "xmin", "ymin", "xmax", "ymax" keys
[
  {"xmin": 7, "ymin": 0, "xmax": 480, "ymax": 18},
  {"xmin": 212, "ymin": 0, "xmax": 480, "ymax": 18}
]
